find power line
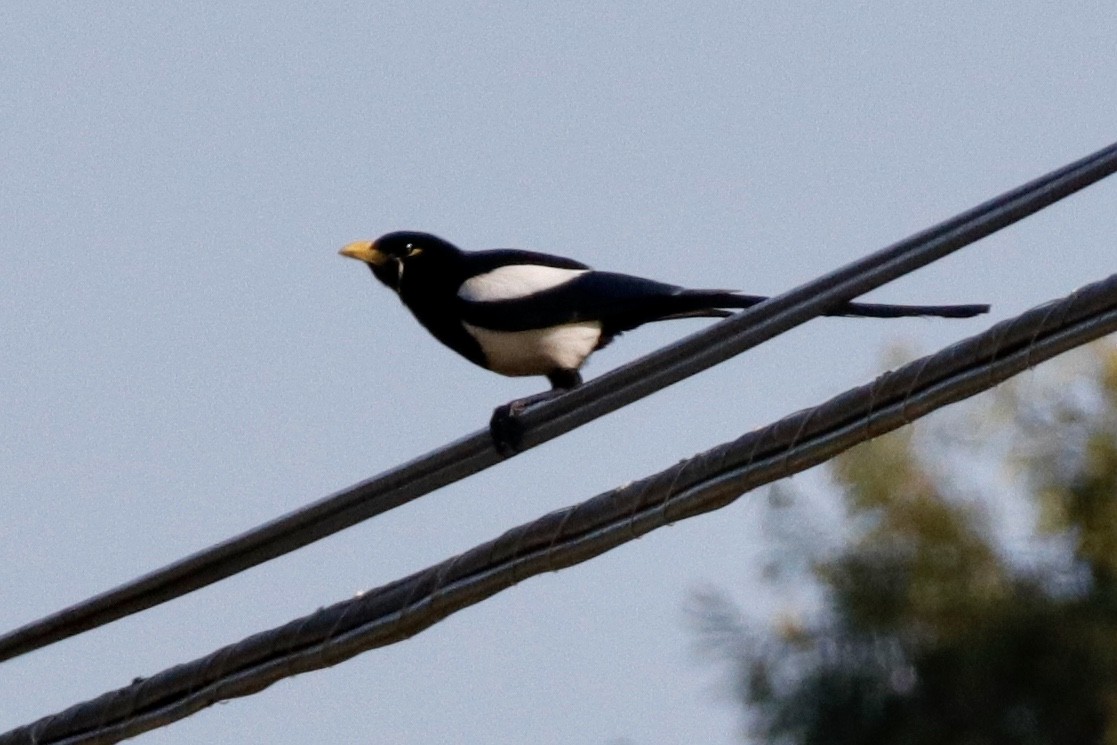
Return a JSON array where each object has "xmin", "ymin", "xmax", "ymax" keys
[
  {"xmin": 6, "ymin": 272, "xmax": 1115, "ymax": 745},
  {"xmin": 1, "ymin": 141, "xmax": 1114, "ymax": 666}
]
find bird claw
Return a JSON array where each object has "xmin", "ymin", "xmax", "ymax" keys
[
  {"xmin": 490, "ymin": 401, "xmax": 529, "ymax": 456},
  {"xmin": 489, "ymin": 390, "xmax": 566, "ymax": 456}
]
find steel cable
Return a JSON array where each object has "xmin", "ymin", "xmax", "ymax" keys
[
  {"xmin": 1, "ymin": 141, "xmax": 1114, "ymax": 665},
  {"xmin": 5, "ymin": 272, "xmax": 1116, "ymax": 745}
]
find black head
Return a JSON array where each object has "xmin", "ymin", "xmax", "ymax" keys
[{"xmin": 338, "ymin": 231, "xmax": 461, "ymax": 291}]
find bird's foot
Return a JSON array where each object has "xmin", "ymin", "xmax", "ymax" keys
[
  {"xmin": 489, "ymin": 401, "xmax": 529, "ymax": 457},
  {"xmin": 489, "ymin": 390, "xmax": 563, "ymax": 456}
]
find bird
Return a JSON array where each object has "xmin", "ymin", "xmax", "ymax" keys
[{"xmin": 339, "ymin": 231, "xmax": 989, "ymax": 453}]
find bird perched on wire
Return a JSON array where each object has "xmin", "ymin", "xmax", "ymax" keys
[{"xmin": 340, "ymin": 231, "xmax": 989, "ymax": 453}]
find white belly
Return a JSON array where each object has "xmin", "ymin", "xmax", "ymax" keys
[{"xmin": 462, "ymin": 321, "xmax": 603, "ymax": 377}]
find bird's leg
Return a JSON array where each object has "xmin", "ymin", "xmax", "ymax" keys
[{"xmin": 489, "ymin": 370, "xmax": 583, "ymax": 456}]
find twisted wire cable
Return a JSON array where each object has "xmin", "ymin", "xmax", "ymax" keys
[
  {"xmin": 5, "ymin": 272, "xmax": 1116, "ymax": 745},
  {"xmin": 2, "ymin": 141, "xmax": 1114, "ymax": 665}
]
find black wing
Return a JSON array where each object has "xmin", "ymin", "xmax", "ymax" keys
[
  {"xmin": 463, "ymin": 249, "xmax": 591, "ymax": 275},
  {"xmin": 458, "ymin": 271, "xmax": 701, "ymax": 332}
]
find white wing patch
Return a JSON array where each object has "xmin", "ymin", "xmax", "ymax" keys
[
  {"xmin": 462, "ymin": 321, "xmax": 603, "ymax": 377},
  {"xmin": 458, "ymin": 264, "xmax": 588, "ymax": 303}
]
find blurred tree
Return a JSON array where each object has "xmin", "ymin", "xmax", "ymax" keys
[{"xmin": 692, "ymin": 342, "xmax": 1117, "ymax": 745}]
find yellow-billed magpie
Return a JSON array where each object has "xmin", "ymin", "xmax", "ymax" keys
[{"xmin": 340, "ymin": 231, "xmax": 989, "ymax": 452}]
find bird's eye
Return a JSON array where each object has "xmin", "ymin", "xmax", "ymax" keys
[{"xmin": 406, "ymin": 244, "xmax": 423, "ymax": 258}]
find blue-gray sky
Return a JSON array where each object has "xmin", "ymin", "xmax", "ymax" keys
[{"xmin": 2, "ymin": 3, "xmax": 1114, "ymax": 743}]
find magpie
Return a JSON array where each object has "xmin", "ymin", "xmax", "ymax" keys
[{"xmin": 340, "ymin": 231, "xmax": 989, "ymax": 452}]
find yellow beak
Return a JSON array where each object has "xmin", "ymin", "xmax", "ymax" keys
[{"xmin": 338, "ymin": 240, "xmax": 388, "ymax": 266}]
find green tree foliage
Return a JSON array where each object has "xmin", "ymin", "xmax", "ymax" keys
[{"xmin": 694, "ymin": 343, "xmax": 1117, "ymax": 745}]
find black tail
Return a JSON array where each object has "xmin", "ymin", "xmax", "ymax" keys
[{"xmin": 670, "ymin": 290, "xmax": 990, "ymax": 320}]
